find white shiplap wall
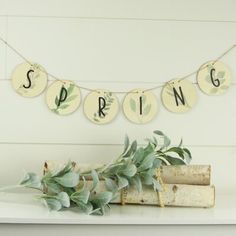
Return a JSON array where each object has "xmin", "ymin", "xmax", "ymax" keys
[{"xmin": 0, "ymin": 0, "xmax": 235, "ymax": 195}]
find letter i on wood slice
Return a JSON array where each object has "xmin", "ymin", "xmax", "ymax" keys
[{"xmin": 123, "ymin": 88, "xmax": 159, "ymax": 124}]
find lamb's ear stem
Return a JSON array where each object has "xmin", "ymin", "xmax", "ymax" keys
[{"xmin": 0, "ymin": 184, "xmax": 23, "ymax": 192}]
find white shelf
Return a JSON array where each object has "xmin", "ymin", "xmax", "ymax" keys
[{"xmin": 0, "ymin": 192, "xmax": 235, "ymax": 225}]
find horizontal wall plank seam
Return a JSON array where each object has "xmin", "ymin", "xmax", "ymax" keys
[
  {"xmin": 0, "ymin": 142, "xmax": 235, "ymax": 148},
  {"xmin": 2, "ymin": 15, "xmax": 236, "ymax": 24}
]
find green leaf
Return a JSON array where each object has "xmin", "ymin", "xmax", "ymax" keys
[
  {"xmin": 65, "ymin": 94, "xmax": 78, "ymax": 103},
  {"xmin": 20, "ymin": 172, "xmax": 41, "ymax": 189},
  {"xmin": 138, "ymin": 153, "xmax": 156, "ymax": 171},
  {"xmin": 105, "ymin": 164, "xmax": 122, "ymax": 175},
  {"xmin": 153, "ymin": 130, "xmax": 164, "ymax": 136},
  {"xmin": 57, "ymin": 192, "xmax": 70, "ymax": 208},
  {"xmin": 141, "ymin": 172, "xmax": 153, "ymax": 185},
  {"xmin": 163, "ymin": 135, "xmax": 171, "ymax": 148},
  {"xmin": 43, "ymin": 198, "xmax": 62, "ymax": 211},
  {"xmin": 133, "ymin": 147, "xmax": 145, "ymax": 164},
  {"xmin": 145, "ymin": 137, "xmax": 158, "ymax": 147},
  {"xmin": 93, "ymin": 118, "xmax": 100, "ymax": 122},
  {"xmin": 91, "ymin": 191, "xmax": 113, "ymax": 205},
  {"xmin": 166, "ymin": 147, "xmax": 184, "ymax": 159},
  {"xmin": 54, "ymin": 172, "xmax": 80, "ymax": 187},
  {"xmin": 52, "ymin": 161, "xmax": 73, "ymax": 177},
  {"xmin": 122, "ymin": 135, "xmax": 130, "ymax": 154},
  {"xmin": 91, "ymin": 170, "xmax": 99, "ymax": 191},
  {"xmin": 141, "ymin": 95, "xmax": 146, "ymax": 104},
  {"xmin": 117, "ymin": 175, "xmax": 129, "ymax": 189},
  {"xmin": 163, "ymin": 155, "xmax": 186, "ymax": 165},
  {"xmin": 217, "ymin": 71, "xmax": 225, "ymax": 78},
  {"xmin": 143, "ymin": 142, "xmax": 155, "ymax": 156},
  {"xmin": 89, "ymin": 207, "xmax": 103, "ymax": 215},
  {"xmin": 130, "ymin": 98, "xmax": 136, "ymax": 112},
  {"xmin": 52, "ymin": 109, "xmax": 59, "ymax": 114},
  {"xmin": 121, "ymin": 164, "xmax": 137, "ymax": 177},
  {"xmin": 183, "ymin": 148, "xmax": 192, "ymax": 164},
  {"xmin": 152, "ymin": 178, "xmax": 162, "ymax": 191},
  {"xmin": 76, "ymin": 201, "xmax": 93, "ymax": 214},
  {"xmin": 130, "ymin": 175, "xmax": 142, "ymax": 192},
  {"xmin": 153, "ymin": 158, "xmax": 162, "ymax": 168},
  {"xmin": 71, "ymin": 190, "xmax": 90, "ymax": 204},
  {"xmin": 67, "ymin": 83, "xmax": 75, "ymax": 96},
  {"xmin": 55, "ymin": 96, "xmax": 59, "ymax": 107},
  {"xmin": 123, "ymin": 140, "xmax": 137, "ymax": 157},
  {"xmin": 104, "ymin": 178, "xmax": 118, "ymax": 192},
  {"xmin": 45, "ymin": 181, "xmax": 62, "ymax": 194},
  {"xmin": 207, "ymin": 64, "xmax": 214, "ymax": 72},
  {"xmin": 59, "ymin": 104, "xmax": 70, "ymax": 109},
  {"xmin": 143, "ymin": 104, "xmax": 151, "ymax": 115},
  {"xmin": 178, "ymin": 138, "xmax": 183, "ymax": 147},
  {"xmin": 205, "ymin": 75, "xmax": 211, "ymax": 83}
]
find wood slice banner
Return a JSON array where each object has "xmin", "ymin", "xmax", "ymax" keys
[
  {"xmin": 11, "ymin": 62, "xmax": 48, "ymax": 97},
  {"xmin": 161, "ymin": 79, "xmax": 197, "ymax": 113},
  {"xmin": 123, "ymin": 89, "xmax": 159, "ymax": 124},
  {"xmin": 197, "ymin": 61, "xmax": 231, "ymax": 95},
  {"xmin": 83, "ymin": 89, "xmax": 119, "ymax": 124},
  {"xmin": 1, "ymin": 37, "xmax": 234, "ymax": 123},
  {"xmin": 46, "ymin": 80, "xmax": 81, "ymax": 115}
]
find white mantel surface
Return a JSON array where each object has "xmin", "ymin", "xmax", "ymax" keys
[{"xmin": 0, "ymin": 192, "xmax": 234, "ymax": 225}]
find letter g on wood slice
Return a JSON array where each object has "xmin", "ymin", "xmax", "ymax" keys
[
  {"xmin": 123, "ymin": 89, "xmax": 159, "ymax": 124},
  {"xmin": 83, "ymin": 89, "xmax": 119, "ymax": 124},
  {"xmin": 11, "ymin": 62, "xmax": 48, "ymax": 97},
  {"xmin": 197, "ymin": 61, "xmax": 231, "ymax": 95},
  {"xmin": 161, "ymin": 79, "xmax": 197, "ymax": 113},
  {"xmin": 46, "ymin": 80, "xmax": 81, "ymax": 115}
]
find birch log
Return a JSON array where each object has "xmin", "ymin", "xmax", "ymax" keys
[
  {"xmin": 44, "ymin": 162, "xmax": 215, "ymax": 208},
  {"xmin": 45, "ymin": 162, "xmax": 211, "ymax": 185},
  {"xmin": 160, "ymin": 165, "xmax": 211, "ymax": 185},
  {"xmin": 86, "ymin": 181, "xmax": 215, "ymax": 208}
]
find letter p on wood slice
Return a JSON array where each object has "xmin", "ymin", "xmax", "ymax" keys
[
  {"xmin": 46, "ymin": 80, "xmax": 81, "ymax": 115},
  {"xmin": 11, "ymin": 62, "xmax": 48, "ymax": 97}
]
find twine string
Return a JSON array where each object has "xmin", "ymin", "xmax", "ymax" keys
[
  {"xmin": 0, "ymin": 35, "xmax": 235, "ymax": 94},
  {"xmin": 121, "ymin": 186, "xmax": 128, "ymax": 205},
  {"xmin": 120, "ymin": 168, "xmax": 166, "ymax": 207},
  {"xmin": 156, "ymin": 167, "xmax": 166, "ymax": 208}
]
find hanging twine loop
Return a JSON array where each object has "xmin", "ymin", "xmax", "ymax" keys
[
  {"xmin": 156, "ymin": 167, "xmax": 166, "ymax": 208},
  {"xmin": 0, "ymin": 36, "xmax": 235, "ymax": 93}
]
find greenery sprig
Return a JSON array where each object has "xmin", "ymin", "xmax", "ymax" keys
[{"xmin": 1, "ymin": 130, "xmax": 192, "ymax": 215}]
